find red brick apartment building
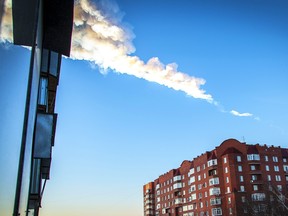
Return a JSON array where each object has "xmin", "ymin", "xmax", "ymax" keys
[{"xmin": 143, "ymin": 139, "xmax": 288, "ymax": 216}]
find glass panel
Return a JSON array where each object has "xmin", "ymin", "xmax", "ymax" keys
[
  {"xmin": 41, "ymin": 49, "xmax": 49, "ymax": 72},
  {"xmin": 30, "ymin": 159, "xmax": 41, "ymax": 195},
  {"xmin": 49, "ymin": 51, "xmax": 59, "ymax": 76},
  {"xmin": 34, "ymin": 113, "xmax": 56, "ymax": 159},
  {"xmin": 38, "ymin": 77, "xmax": 48, "ymax": 105},
  {"xmin": 41, "ymin": 158, "xmax": 51, "ymax": 179}
]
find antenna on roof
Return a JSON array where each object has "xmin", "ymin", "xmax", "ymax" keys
[{"xmin": 242, "ymin": 136, "xmax": 246, "ymax": 143}]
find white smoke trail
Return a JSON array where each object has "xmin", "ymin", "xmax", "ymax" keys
[
  {"xmin": 72, "ymin": 0, "xmax": 213, "ymax": 102},
  {"xmin": 0, "ymin": 0, "xmax": 12, "ymax": 43},
  {"xmin": 0, "ymin": 0, "xmax": 256, "ymax": 118}
]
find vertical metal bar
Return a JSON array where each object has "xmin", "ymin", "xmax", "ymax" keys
[{"xmin": 13, "ymin": 0, "xmax": 40, "ymax": 215}]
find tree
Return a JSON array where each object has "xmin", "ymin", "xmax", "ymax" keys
[{"xmin": 239, "ymin": 182, "xmax": 288, "ymax": 216}]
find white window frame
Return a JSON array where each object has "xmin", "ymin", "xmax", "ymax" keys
[
  {"xmin": 207, "ymin": 159, "xmax": 218, "ymax": 167},
  {"xmin": 247, "ymin": 154, "xmax": 260, "ymax": 161},
  {"xmin": 238, "ymin": 166, "xmax": 242, "ymax": 172}
]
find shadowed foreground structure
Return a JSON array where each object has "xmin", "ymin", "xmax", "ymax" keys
[{"xmin": 11, "ymin": 0, "xmax": 73, "ymax": 215}]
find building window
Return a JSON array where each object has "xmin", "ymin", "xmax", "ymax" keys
[
  {"xmin": 212, "ymin": 207, "xmax": 222, "ymax": 216},
  {"xmin": 41, "ymin": 49, "xmax": 60, "ymax": 77},
  {"xmin": 197, "ymin": 166, "xmax": 201, "ymax": 172},
  {"xmin": 238, "ymin": 166, "xmax": 242, "ymax": 172},
  {"xmin": 240, "ymin": 175, "xmax": 244, "ymax": 182},
  {"xmin": 198, "ymin": 184, "xmax": 202, "ymax": 190},
  {"xmin": 240, "ymin": 186, "xmax": 245, "ymax": 192},
  {"xmin": 199, "ymin": 193, "xmax": 202, "ymax": 199},
  {"xmin": 190, "ymin": 176, "xmax": 195, "ymax": 184},
  {"xmin": 285, "ymin": 176, "xmax": 288, "ymax": 181},
  {"xmin": 225, "ymin": 167, "xmax": 228, "ymax": 173},
  {"xmin": 209, "ymin": 187, "xmax": 221, "ymax": 196},
  {"xmin": 283, "ymin": 165, "xmax": 288, "ymax": 172},
  {"xmin": 203, "ymin": 164, "xmax": 206, "ymax": 170},
  {"xmin": 204, "ymin": 173, "xmax": 206, "ymax": 179},
  {"xmin": 189, "ymin": 168, "xmax": 195, "ymax": 176},
  {"xmin": 229, "ymin": 208, "xmax": 233, "ymax": 214},
  {"xmin": 209, "ymin": 177, "xmax": 219, "ymax": 186},
  {"xmin": 265, "ymin": 156, "xmax": 269, "ymax": 161},
  {"xmin": 273, "ymin": 156, "xmax": 278, "ymax": 162},
  {"xmin": 207, "ymin": 159, "xmax": 218, "ymax": 167},
  {"xmin": 251, "ymin": 193, "xmax": 265, "ymax": 201},
  {"xmin": 173, "ymin": 175, "xmax": 181, "ymax": 182},
  {"xmin": 277, "ymin": 185, "xmax": 282, "ymax": 191},
  {"xmin": 226, "ymin": 177, "xmax": 229, "ymax": 183},
  {"xmin": 284, "ymin": 158, "xmax": 287, "ymax": 163},
  {"xmin": 274, "ymin": 166, "xmax": 279, "ymax": 172},
  {"xmin": 267, "ymin": 175, "xmax": 271, "ymax": 181},
  {"xmin": 209, "ymin": 169, "xmax": 217, "ymax": 176},
  {"xmin": 237, "ymin": 155, "xmax": 242, "ymax": 162},
  {"xmin": 250, "ymin": 165, "xmax": 256, "ymax": 171},
  {"xmin": 190, "ymin": 184, "xmax": 196, "ymax": 192},
  {"xmin": 224, "ymin": 157, "xmax": 227, "ymax": 164},
  {"xmin": 173, "ymin": 182, "xmax": 183, "ymax": 190},
  {"xmin": 191, "ymin": 193, "xmax": 197, "ymax": 200},
  {"xmin": 228, "ymin": 197, "xmax": 231, "ymax": 204},
  {"xmin": 227, "ymin": 187, "xmax": 231, "ymax": 193},
  {"xmin": 49, "ymin": 51, "xmax": 59, "ymax": 76},
  {"xmin": 38, "ymin": 77, "xmax": 48, "ymax": 106},
  {"xmin": 275, "ymin": 175, "xmax": 281, "ymax": 181},
  {"xmin": 253, "ymin": 185, "xmax": 258, "ymax": 191},
  {"xmin": 210, "ymin": 197, "xmax": 221, "ymax": 205},
  {"xmin": 198, "ymin": 175, "xmax": 201, "ymax": 181},
  {"xmin": 247, "ymin": 154, "xmax": 260, "ymax": 161},
  {"xmin": 241, "ymin": 196, "xmax": 246, "ymax": 203},
  {"xmin": 265, "ymin": 165, "xmax": 270, "ymax": 171}
]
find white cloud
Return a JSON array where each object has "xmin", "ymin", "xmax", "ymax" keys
[{"xmin": 230, "ymin": 110, "xmax": 253, "ymax": 117}]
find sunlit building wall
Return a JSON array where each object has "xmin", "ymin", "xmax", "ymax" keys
[{"xmin": 144, "ymin": 139, "xmax": 288, "ymax": 216}]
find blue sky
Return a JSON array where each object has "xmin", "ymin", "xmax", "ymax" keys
[{"xmin": 0, "ymin": 0, "xmax": 288, "ymax": 215}]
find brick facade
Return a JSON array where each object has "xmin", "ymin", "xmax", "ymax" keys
[{"xmin": 143, "ymin": 139, "xmax": 288, "ymax": 216}]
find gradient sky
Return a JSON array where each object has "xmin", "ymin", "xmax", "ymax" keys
[{"xmin": 0, "ymin": 0, "xmax": 288, "ymax": 216}]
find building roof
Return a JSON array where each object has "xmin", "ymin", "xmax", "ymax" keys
[
  {"xmin": 221, "ymin": 147, "xmax": 242, "ymax": 156},
  {"xmin": 207, "ymin": 150, "xmax": 217, "ymax": 160},
  {"xmin": 282, "ymin": 148, "xmax": 288, "ymax": 157},
  {"xmin": 247, "ymin": 145, "xmax": 259, "ymax": 154}
]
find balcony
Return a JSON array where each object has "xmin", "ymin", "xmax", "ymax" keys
[
  {"xmin": 249, "ymin": 169, "xmax": 262, "ymax": 175},
  {"xmin": 174, "ymin": 198, "xmax": 182, "ymax": 205},
  {"xmin": 145, "ymin": 204, "xmax": 154, "ymax": 210},
  {"xmin": 208, "ymin": 169, "xmax": 218, "ymax": 177},
  {"xmin": 173, "ymin": 175, "xmax": 182, "ymax": 182},
  {"xmin": 173, "ymin": 182, "xmax": 182, "ymax": 190},
  {"xmin": 155, "ymin": 184, "xmax": 160, "ymax": 190},
  {"xmin": 250, "ymin": 179, "xmax": 263, "ymax": 184}
]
